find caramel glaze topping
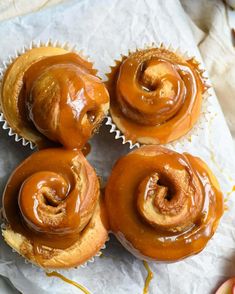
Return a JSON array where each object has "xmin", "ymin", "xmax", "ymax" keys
[
  {"xmin": 106, "ymin": 48, "xmax": 206, "ymax": 144},
  {"xmin": 2, "ymin": 149, "xmax": 99, "ymax": 260},
  {"xmin": 105, "ymin": 145, "xmax": 223, "ymax": 262},
  {"xmin": 1, "ymin": 47, "xmax": 109, "ymax": 149}
]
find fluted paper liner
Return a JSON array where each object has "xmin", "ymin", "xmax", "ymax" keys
[
  {"xmin": 105, "ymin": 43, "xmax": 211, "ymax": 150},
  {"xmin": 1, "ymin": 222, "xmax": 109, "ymax": 270}
]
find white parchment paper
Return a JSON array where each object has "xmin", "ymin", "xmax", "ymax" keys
[{"xmin": 0, "ymin": 0, "xmax": 235, "ymax": 293}]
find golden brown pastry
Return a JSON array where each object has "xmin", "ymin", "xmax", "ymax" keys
[
  {"xmin": 2, "ymin": 148, "xmax": 109, "ymax": 268},
  {"xmin": 1, "ymin": 47, "xmax": 109, "ymax": 149},
  {"xmin": 105, "ymin": 145, "xmax": 223, "ymax": 262},
  {"xmin": 106, "ymin": 47, "xmax": 206, "ymax": 145}
]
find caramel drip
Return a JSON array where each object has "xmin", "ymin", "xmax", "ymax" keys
[
  {"xmin": 1, "ymin": 47, "xmax": 109, "ymax": 149},
  {"xmin": 107, "ymin": 48, "xmax": 205, "ymax": 144},
  {"xmin": 208, "ymin": 115, "xmax": 234, "ymax": 183},
  {"xmin": 224, "ymin": 185, "xmax": 235, "ymax": 206},
  {"xmin": 143, "ymin": 261, "xmax": 153, "ymax": 294},
  {"xmin": 207, "ymin": 116, "xmax": 235, "ymax": 209},
  {"xmin": 46, "ymin": 271, "xmax": 90, "ymax": 294},
  {"xmin": 105, "ymin": 146, "xmax": 223, "ymax": 261},
  {"xmin": 2, "ymin": 149, "xmax": 99, "ymax": 257},
  {"xmin": 227, "ymin": 185, "xmax": 235, "ymax": 197}
]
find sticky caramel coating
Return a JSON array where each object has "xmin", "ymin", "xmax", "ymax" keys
[
  {"xmin": 105, "ymin": 146, "xmax": 223, "ymax": 262},
  {"xmin": 2, "ymin": 149, "xmax": 109, "ymax": 268},
  {"xmin": 107, "ymin": 48, "xmax": 206, "ymax": 145},
  {"xmin": 1, "ymin": 47, "xmax": 109, "ymax": 149}
]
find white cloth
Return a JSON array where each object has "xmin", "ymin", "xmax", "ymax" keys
[
  {"xmin": 0, "ymin": 0, "xmax": 63, "ymax": 22},
  {"xmin": 181, "ymin": 0, "xmax": 235, "ymax": 146}
]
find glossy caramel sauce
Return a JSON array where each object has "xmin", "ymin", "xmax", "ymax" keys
[
  {"xmin": 105, "ymin": 145, "xmax": 223, "ymax": 261},
  {"xmin": 143, "ymin": 261, "xmax": 153, "ymax": 294},
  {"xmin": 1, "ymin": 47, "xmax": 109, "ymax": 149},
  {"xmin": 46, "ymin": 271, "xmax": 90, "ymax": 294},
  {"xmin": 82, "ymin": 142, "xmax": 91, "ymax": 157},
  {"xmin": 2, "ymin": 149, "xmax": 99, "ymax": 264},
  {"xmin": 106, "ymin": 48, "xmax": 206, "ymax": 144}
]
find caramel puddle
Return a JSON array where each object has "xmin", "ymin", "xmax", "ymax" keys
[
  {"xmin": 143, "ymin": 261, "xmax": 153, "ymax": 294},
  {"xmin": 46, "ymin": 271, "xmax": 90, "ymax": 294}
]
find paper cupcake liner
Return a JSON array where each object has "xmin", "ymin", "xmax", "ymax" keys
[
  {"xmin": 105, "ymin": 43, "xmax": 212, "ymax": 150},
  {"xmin": 79, "ymin": 235, "xmax": 110, "ymax": 269},
  {"xmin": 0, "ymin": 39, "xmax": 94, "ymax": 150},
  {"xmin": 1, "ymin": 222, "xmax": 110, "ymax": 270}
]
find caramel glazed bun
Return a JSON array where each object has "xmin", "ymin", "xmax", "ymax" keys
[
  {"xmin": 106, "ymin": 47, "xmax": 207, "ymax": 145},
  {"xmin": 0, "ymin": 46, "xmax": 110, "ymax": 149},
  {"xmin": 105, "ymin": 145, "xmax": 223, "ymax": 262},
  {"xmin": 2, "ymin": 149, "xmax": 109, "ymax": 269}
]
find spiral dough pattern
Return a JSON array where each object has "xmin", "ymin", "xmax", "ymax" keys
[
  {"xmin": 107, "ymin": 47, "xmax": 206, "ymax": 145},
  {"xmin": 105, "ymin": 145, "xmax": 223, "ymax": 262},
  {"xmin": 2, "ymin": 149, "xmax": 108, "ymax": 268}
]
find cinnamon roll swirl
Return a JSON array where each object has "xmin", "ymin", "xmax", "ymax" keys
[
  {"xmin": 105, "ymin": 145, "xmax": 223, "ymax": 262},
  {"xmin": 2, "ymin": 148, "xmax": 108, "ymax": 268},
  {"xmin": 1, "ymin": 46, "xmax": 109, "ymax": 149},
  {"xmin": 106, "ymin": 47, "xmax": 206, "ymax": 145}
]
